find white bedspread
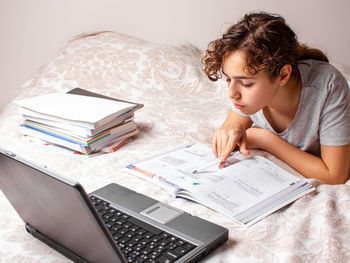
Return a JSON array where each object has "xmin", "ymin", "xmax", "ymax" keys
[{"xmin": 0, "ymin": 32, "xmax": 349, "ymax": 262}]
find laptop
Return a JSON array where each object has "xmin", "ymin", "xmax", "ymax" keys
[{"xmin": 0, "ymin": 147, "xmax": 228, "ymax": 263}]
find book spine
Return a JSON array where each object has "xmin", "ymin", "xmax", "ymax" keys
[
  {"xmin": 20, "ymin": 125, "xmax": 91, "ymax": 154},
  {"xmin": 22, "ymin": 122, "xmax": 89, "ymax": 146}
]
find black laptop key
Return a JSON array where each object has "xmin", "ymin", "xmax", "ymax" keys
[
  {"xmin": 119, "ymin": 227, "xmax": 129, "ymax": 235},
  {"xmin": 150, "ymin": 251, "xmax": 162, "ymax": 259},
  {"xmin": 137, "ymin": 228, "xmax": 147, "ymax": 236},
  {"xmin": 159, "ymin": 239, "xmax": 169, "ymax": 246},
  {"xmin": 174, "ymin": 238, "xmax": 185, "ymax": 246},
  {"xmin": 128, "ymin": 217, "xmax": 162, "ymax": 236},
  {"xmin": 113, "ymin": 233, "xmax": 123, "ymax": 241},
  {"xmin": 144, "ymin": 232, "xmax": 155, "ymax": 239},
  {"xmin": 115, "ymin": 218, "xmax": 127, "ymax": 225},
  {"xmin": 151, "ymin": 235, "xmax": 162, "ymax": 243},
  {"xmin": 164, "ymin": 250, "xmax": 180, "ymax": 260},
  {"xmin": 124, "ymin": 222, "xmax": 134, "ymax": 229},
  {"xmin": 132, "ymin": 234, "xmax": 144, "ymax": 242},
  {"xmin": 140, "ymin": 238, "xmax": 151, "ymax": 246},
  {"xmin": 103, "ymin": 212, "xmax": 115, "ymax": 220},
  {"xmin": 126, "ymin": 231, "xmax": 136, "ymax": 239},
  {"xmin": 111, "ymin": 224, "xmax": 122, "ymax": 232},
  {"xmin": 166, "ymin": 242, "xmax": 177, "ymax": 250},
  {"xmin": 173, "ymin": 246, "xmax": 186, "ymax": 256},
  {"xmin": 156, "ymin": 255, "xmax": 173, "ymax": 263},
  {"xmin": 105, "ymin": 220, "xmax": 114, "ymax": 229},
  {"xmin": 183, "ymin": 242, "xmax": 195, "ymax": 251},
  {"xmin": 147, "ymin": 241, "xmax": 159, "ymax": 249},
  {"xmin": 130, "ymin": 225, "xmax": 140, "ymax": 232}
]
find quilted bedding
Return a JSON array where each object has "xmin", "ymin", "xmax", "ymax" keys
[{"xmin": 0, "ymin": 31, "xmax": 350, "ymax": 262}]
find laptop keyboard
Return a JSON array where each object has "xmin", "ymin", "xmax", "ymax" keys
[{"xmin": 90, "ymin": 195, "xmax": 197, "ymax": 263}]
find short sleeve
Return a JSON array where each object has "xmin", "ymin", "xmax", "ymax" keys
[{"xmin": 319, "ymin": 75, "xmax": 350, "ymax": 146}]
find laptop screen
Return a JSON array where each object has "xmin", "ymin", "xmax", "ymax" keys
[{"xmin": 0, "ymin": 149, "xmax": 124, "ymax": 263}]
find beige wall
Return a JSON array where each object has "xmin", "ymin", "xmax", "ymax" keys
[{"xmin": 1, "ymin": 0, "xmax": 349, "ymax": 109}]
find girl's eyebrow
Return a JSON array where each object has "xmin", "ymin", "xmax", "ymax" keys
[{"xmin": 222, "ymin": 70, "xmax": 254, "ymax": 80}]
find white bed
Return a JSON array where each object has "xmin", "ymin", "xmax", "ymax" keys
[{"xmin": 0, "ymin": 32, "xmax": 349, "ymax": 262}]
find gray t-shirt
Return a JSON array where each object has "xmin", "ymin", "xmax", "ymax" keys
[{"xmin": 233, "ymin": 59, "xmax": 350, "ymax": 157}]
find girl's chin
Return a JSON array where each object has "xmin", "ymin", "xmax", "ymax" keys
[{"xmin": 239, "ymin": 108, "xmax": 259, "ymax": 116}]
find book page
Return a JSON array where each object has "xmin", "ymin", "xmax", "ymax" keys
[
  {"xmin": 124, "ymin": 143, "xmax": 213, "ymax": 195},
  {"xmin": 123, "ymin": 142, "xmax": 310, "ymax": 224},
  {"xmin": 16, "ymin": 93, "xmax": 134, "ymax": 124},
  {"xmin": 185, "ymin": 156, "xmax": 302, "ymax": 219}
]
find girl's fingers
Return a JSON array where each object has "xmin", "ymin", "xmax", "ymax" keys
[
  {"xmin": 239, "ymin": 132, "xmax": 250, "ymax": 155},
  {"xmin": 222, "ymin": 135, "xmax": 237, "ymax": 160}
]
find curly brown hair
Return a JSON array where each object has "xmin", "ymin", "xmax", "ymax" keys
[{"xmin": 202, "ymin": 12, "xmax": 328, "ymax": 81}]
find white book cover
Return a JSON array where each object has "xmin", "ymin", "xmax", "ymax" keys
[{"xmin": 15, "ymin": 93, "xmax": 135, "ymax": 128}]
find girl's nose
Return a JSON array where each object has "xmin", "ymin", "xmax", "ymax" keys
[{"xmin": 228, "ymin": 82, "xmax": 241, "ymax": 99}]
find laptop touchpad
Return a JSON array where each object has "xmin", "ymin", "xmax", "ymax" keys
[{"xmin": 141, "ymin": 203, "xmax": 183, "ymax": 224}]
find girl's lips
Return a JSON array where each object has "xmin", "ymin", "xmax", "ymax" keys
[{"xmin": 234, "ymin": 103, "xmax": 245, "ymax": 109}]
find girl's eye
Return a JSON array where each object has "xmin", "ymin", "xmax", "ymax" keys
[
  {"xmin": 226, "ymin": 78, "xmax": 231, "ymax": 83},
  {"xmin": 242, "ymin": 83, "xmax": 254, "ymax": 87}
]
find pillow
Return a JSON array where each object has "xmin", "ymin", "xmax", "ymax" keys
[{"xmin": 20, "ymin": 32, "xmax": 225, "ymax": 101}]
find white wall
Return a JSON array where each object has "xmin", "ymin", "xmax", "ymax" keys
[{"xmin": 1, "ymin": 0, "xmax": 349, "ymax": 109}]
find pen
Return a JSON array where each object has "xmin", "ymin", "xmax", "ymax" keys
[{"xmin": 192, "ymin": 151, "xmax": 240, "ymax": 174}]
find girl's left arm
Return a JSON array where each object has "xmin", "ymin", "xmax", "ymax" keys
[{"xmin": 247, "ymin": 128, "xmax": 350, "ymax": 184}]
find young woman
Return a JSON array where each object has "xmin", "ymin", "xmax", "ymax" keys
[{"xmin": 202, "ymin": 12, "xmax": 350, "ymax": 184}]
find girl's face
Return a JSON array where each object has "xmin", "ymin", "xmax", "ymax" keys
[{"xmin": 222, "ymin": 51, "xmax": 279, "ymax": 116}]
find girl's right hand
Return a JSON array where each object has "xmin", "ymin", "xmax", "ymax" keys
[{"xmin": 212, "ymin": 123, "xmax": 249, "ymax": 162}]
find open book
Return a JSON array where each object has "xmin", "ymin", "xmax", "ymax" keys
[{"xmin": 122, "ymin": 142, "xmax": 315, "ymax": 226}]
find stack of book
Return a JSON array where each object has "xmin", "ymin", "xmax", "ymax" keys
[{"xmin": 15, "ymin": 88, "xmax": 143, "ymax": 155}]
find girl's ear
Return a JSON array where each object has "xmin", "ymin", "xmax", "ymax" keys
[{"xmin": 278, "ymin": 64, "xmax": 292, "ymax": 86}]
